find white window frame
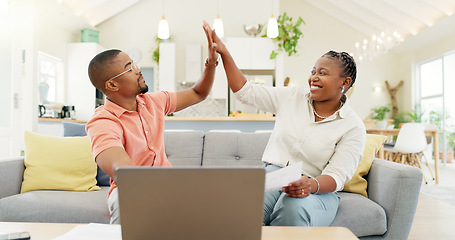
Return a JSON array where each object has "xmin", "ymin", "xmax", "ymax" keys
[
  {"xmin": 416, "ymin": 50, "xmax": 455, "ymax": 163},
  {"xmin": 37, "ymin": 51, "xmax": 64, "ymax": 104}
]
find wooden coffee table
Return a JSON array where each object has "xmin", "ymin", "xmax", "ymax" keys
[{"xmin": 0, "ymin": 222, "xmax": 358, "ymax": 240}]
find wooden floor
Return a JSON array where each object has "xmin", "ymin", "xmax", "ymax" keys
[{"xmin": 408, "ymin": 162, "xmax": 455, "ymax": 240}]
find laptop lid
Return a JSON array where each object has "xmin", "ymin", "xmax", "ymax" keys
[{"xmin": 116, "ymin": 167, "xmax": 265, "ymax": 240}]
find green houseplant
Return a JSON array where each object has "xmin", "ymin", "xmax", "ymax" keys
[
  {"xmin": 151, "ymin": 36, "xmax": 173, "ymax": 64},
  {"xmin": 371, "ymin": 106, "xmax": 390, "ymax": 121},
  {"xmin": 392, "ymin": 112, "xmax": 409, "ymax": 128},
  {"xmin": 265, "ymin": 12, "xmax": 305, "ymax": 59},
  {"xmin": 429, "ymin": 110, "xmax": 454, "ymax": 163},
  {"xmin": 407, "ymin": 106, "xmax": 424, "ymax": 123},
  {"xmin": 371, "ymin": 105, "xmax": 390, "ymax": 129}
]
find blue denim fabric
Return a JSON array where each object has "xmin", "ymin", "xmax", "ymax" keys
[{"xmin": 263, "ymin": 164, "xmax": 340, "ymax": 226}]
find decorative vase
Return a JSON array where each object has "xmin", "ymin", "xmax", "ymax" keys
[{"xmin": 376, "ymin": 120, "xmax": 388, "ymax": 129}]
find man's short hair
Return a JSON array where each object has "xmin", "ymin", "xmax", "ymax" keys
[{"xmin": 88, "ymin": 49, "xmax": 122, "ymax": 90}]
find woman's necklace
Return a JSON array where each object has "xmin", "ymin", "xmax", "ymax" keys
[{"xmin": 312, "ymin": 101, "xmax": 344, "ymax": 119}]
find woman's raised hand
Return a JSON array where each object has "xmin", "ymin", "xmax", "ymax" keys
[
  {"xmin": 203, "ymin": 20, "xmax": 227, "ymax": 55},
  {"xmin": 202, "ymin": 21, "xmax": 219, "ymax": 66}
]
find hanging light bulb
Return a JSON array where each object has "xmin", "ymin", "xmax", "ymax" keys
[
  {"xmin": 157, "ymin": 0, "xmax": 169, "ymax": 40},
  {"xmin": 158, "ymin": 15, "xmax": 169, "ymax": 39},
  {"xmin": 267, "ymin": 14, "xmax": 279, "ymax": 38},
  {"xmin": 213, "ymin": 14, "xmax": 224, "ymax": 38}
]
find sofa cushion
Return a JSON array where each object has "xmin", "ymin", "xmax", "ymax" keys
[
  {"xmin": 164, "ymin": 130, "xmax": 204, "ymax": 166},
  {"xmin": 63, "ymin": 122, "xmax": 110, "ymax": 186},
  {"xmin": 202, "ymin": 132, "xmax": 270, "ymax": 166},
  {"xmin": 0, "ymin": 187, "xmax": 110, "ymax": 223},
  {"xmin": 343, "ymin": 134, "xmax": 388, "ymax": 197},
  {"xmin": 21, "ymin": 131, "xmax": 100, "ymax": 193},
  {"xmin": 331, "ymin": 192, "xmax": 387, "ymax": 237}
]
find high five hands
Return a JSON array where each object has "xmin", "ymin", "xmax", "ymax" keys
[
  {"xmin": 202, "ymin": 21, "xmax": 227, "ymax": 57},
  {"xmin": 202, "ymin": 21, "xmax": 221, "ymax": 66}
]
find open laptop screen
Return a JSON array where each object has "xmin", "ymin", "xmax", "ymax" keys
[{"xmin": 116, "ymin": 167, "xmax": 265, "ymax": 240}]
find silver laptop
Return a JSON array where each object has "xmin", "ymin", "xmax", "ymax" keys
[{"xmin": 116, "ymin": 167, "xmax": 265, "ymax": 240}]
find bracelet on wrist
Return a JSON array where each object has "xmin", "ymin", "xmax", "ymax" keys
[
  {"xmin": 311, "ymin": 177, "xmax": 320, "ymax": 195},
  {"xmin": 205, "ymin": 58, "xmax": 218, "ymax": 68}
]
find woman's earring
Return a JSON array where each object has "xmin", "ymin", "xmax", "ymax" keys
[{"xmin": 341, "ymin": 86, "xmax": 345, "ymax": 93}]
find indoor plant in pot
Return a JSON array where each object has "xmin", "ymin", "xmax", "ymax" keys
[
  {"xmin": 371, "ymin": 105, "xmax": 390, "ymax": 129},
  {"xmin": 429, "ymin": 110, "xmax": 454, "ymax": 163},
  {"xmin": 446, "ymin": 131, "xmax": 455, "ymax": 163},
  {"xmin": 407, "ymin": 106, "xmax": 424, "ymax": 123}
]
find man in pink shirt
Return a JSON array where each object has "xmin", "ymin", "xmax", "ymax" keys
[{"xmin": 85, "ymin": 22, "xmax": 218, "ymax": 224}]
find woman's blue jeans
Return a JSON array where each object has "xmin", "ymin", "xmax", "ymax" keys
[{"xmin": 263, "ymin": 164, "xmax": 340, "ymax": 226}]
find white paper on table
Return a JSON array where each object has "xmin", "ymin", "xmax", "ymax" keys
[
  {"xmin": 52, "ymin": 223, "xmax": 121, "ymax": 240},
  {"xmin": 265, "ymin": 161, "xmax": 303, "ymax": 192}
]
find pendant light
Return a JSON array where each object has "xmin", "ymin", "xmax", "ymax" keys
[
  {"xmin": 157, "ymin": 0, "xmax": 169, "ymax": 39},
  {"xmin": 267, "ymin": 14, "xmax": 278, "ymax": 38},
  {"xmin": 267, "ymin": 0, "xmax": 278, "ymax": 38},
  {"xmin": 158, "ymin": 15, "xmax": 170, "ymax": 39},
  {"xmin": 213, "ymin": 0, "xmax": 224, "ymax": 38}
]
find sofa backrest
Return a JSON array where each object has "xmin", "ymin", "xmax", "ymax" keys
[
  {"xmin": 164, "ymin": 130, "xmax": 205, "ymax": 167},
  {"xmin": 202, "ymin": 132, "xmax": 271, "ymax": 167}
]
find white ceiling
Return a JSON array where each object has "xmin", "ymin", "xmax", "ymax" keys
[
  {"xmin": 56, "ymin": 0, "xmax": 142, "ymax": 27},
  {"xmin": 56, "ymin": 0, "xmax": 455, "ymax": 48}
]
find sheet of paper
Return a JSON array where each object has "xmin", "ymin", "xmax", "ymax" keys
[
  {"xmin": 52, "ymin": 223, "xmax": 121, "ymax": 240},
  {"xmin": 265, "ymin": 161, "xmax": 303, "ymax": 192}
]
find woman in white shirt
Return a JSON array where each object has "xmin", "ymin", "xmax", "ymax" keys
[{"xmin": 205, "ymin": 22, "xmax": 366, "ymax": 226}]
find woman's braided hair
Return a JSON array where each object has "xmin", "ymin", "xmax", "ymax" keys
[{"xmin": 322, "ymin": 51, "xmax": 357, "ymax": 89}]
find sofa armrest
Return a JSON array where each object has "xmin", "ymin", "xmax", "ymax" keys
[
  {"xmin": 0, "ymin": 157, "xmax": 25, "ymax": 199},
  {"xmin": 366, "ymin": 158, "xmax": 423, "ymax": 240}
]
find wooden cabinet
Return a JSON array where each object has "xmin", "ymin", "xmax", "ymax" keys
[{"xmin": 66, "ymin": 43, "xmax": 105, "ymax": 121}]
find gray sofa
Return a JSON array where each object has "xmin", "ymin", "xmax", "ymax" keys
[{"xmin": 0, "ymin": 130, "xmax": 423, "ymax": 240}]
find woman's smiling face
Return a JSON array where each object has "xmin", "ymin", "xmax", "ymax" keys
[{"xmin": 308, "ymin": 56, "xmax": 346, "ymax": 102}]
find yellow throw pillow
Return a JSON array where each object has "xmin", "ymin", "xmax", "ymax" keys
[
  {"xmin": 343, "ymin": 134, "xmax": 388, "ymax": 197},
  {"xmin": 21, "ymin": 131, "xmax": 101, "ymax": 193}
]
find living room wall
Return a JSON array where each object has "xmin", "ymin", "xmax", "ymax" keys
[
  {"xmin": 97, "ymin": 0, "xmax": 280, "ymax": 80},
  {"xmin": 97, "ymin": 0, "xmax": 400, "ymax": 119},
  {"xmin": 395, "ymin": 16, "xmax": 455, "ymax": 115},
  {"xmin": 6, "ymin": 0, "xmax": 87, "ymax": 153},
  {"xmin": 280, "ymin": 0, "xmax": 398, "ymax": 119}
]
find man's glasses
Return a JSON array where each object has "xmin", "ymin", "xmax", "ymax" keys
[{"xmin": 107, "ymin": 63, "xmax": 141, "ymax": 81}]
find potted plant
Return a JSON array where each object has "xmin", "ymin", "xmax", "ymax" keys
[
  {"xmin": 151, "ymin": 36, "xmax": 173, "ymax": 64},
  {"xmin": 429, "ymin": 110, "xmax": 454, "ymax": 163},
  {"xmin": 265, "ymin": 12, "xmax": 305, "ymax": 59},
  {"xmin": 407, "ymin": 106, "xmax": 424, "ymax": 123},
  {"xmin": 371, "ymin": 105, "xmax": 390, "ymax": 129},
  {"xmin": 447, "ymin": 131, "xmax": 455, "ymax": 163},
  {"xmin": 392, "ymin": 112, "xmax": 409, "ymax": 129}
]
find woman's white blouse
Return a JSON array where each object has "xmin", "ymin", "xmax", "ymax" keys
[{"xmin": 235, "ymin": 81, "xmax": 366, "ymax": 191}]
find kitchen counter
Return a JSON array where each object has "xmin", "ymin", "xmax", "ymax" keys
[
  {"xmin": 165, "ymin": 116, "xmax": 275, "ymax": 122},
  {"xmin": 164, "ymin": 116, "xmax": 275, "ymax": 132},
  {"xmin": 38, "ymin": 117, "xmax": 87, "ymax": 124},
  {"xmin": 38, "ymin": 116, "xmax": 276, "ymax": 134}
]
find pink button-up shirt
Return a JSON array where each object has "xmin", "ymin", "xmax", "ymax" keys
[{"xmin": 86, "ymin": 91, "xmax": 177, "ymax": 195}]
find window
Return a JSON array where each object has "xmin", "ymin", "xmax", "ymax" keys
[
  {"xmin": 38, "ymin": 52, "xmax": 63, "ymax": 104},
  {"xmin": 417, "ymin": 51, "xmax": 455, "ymax": 162}
]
